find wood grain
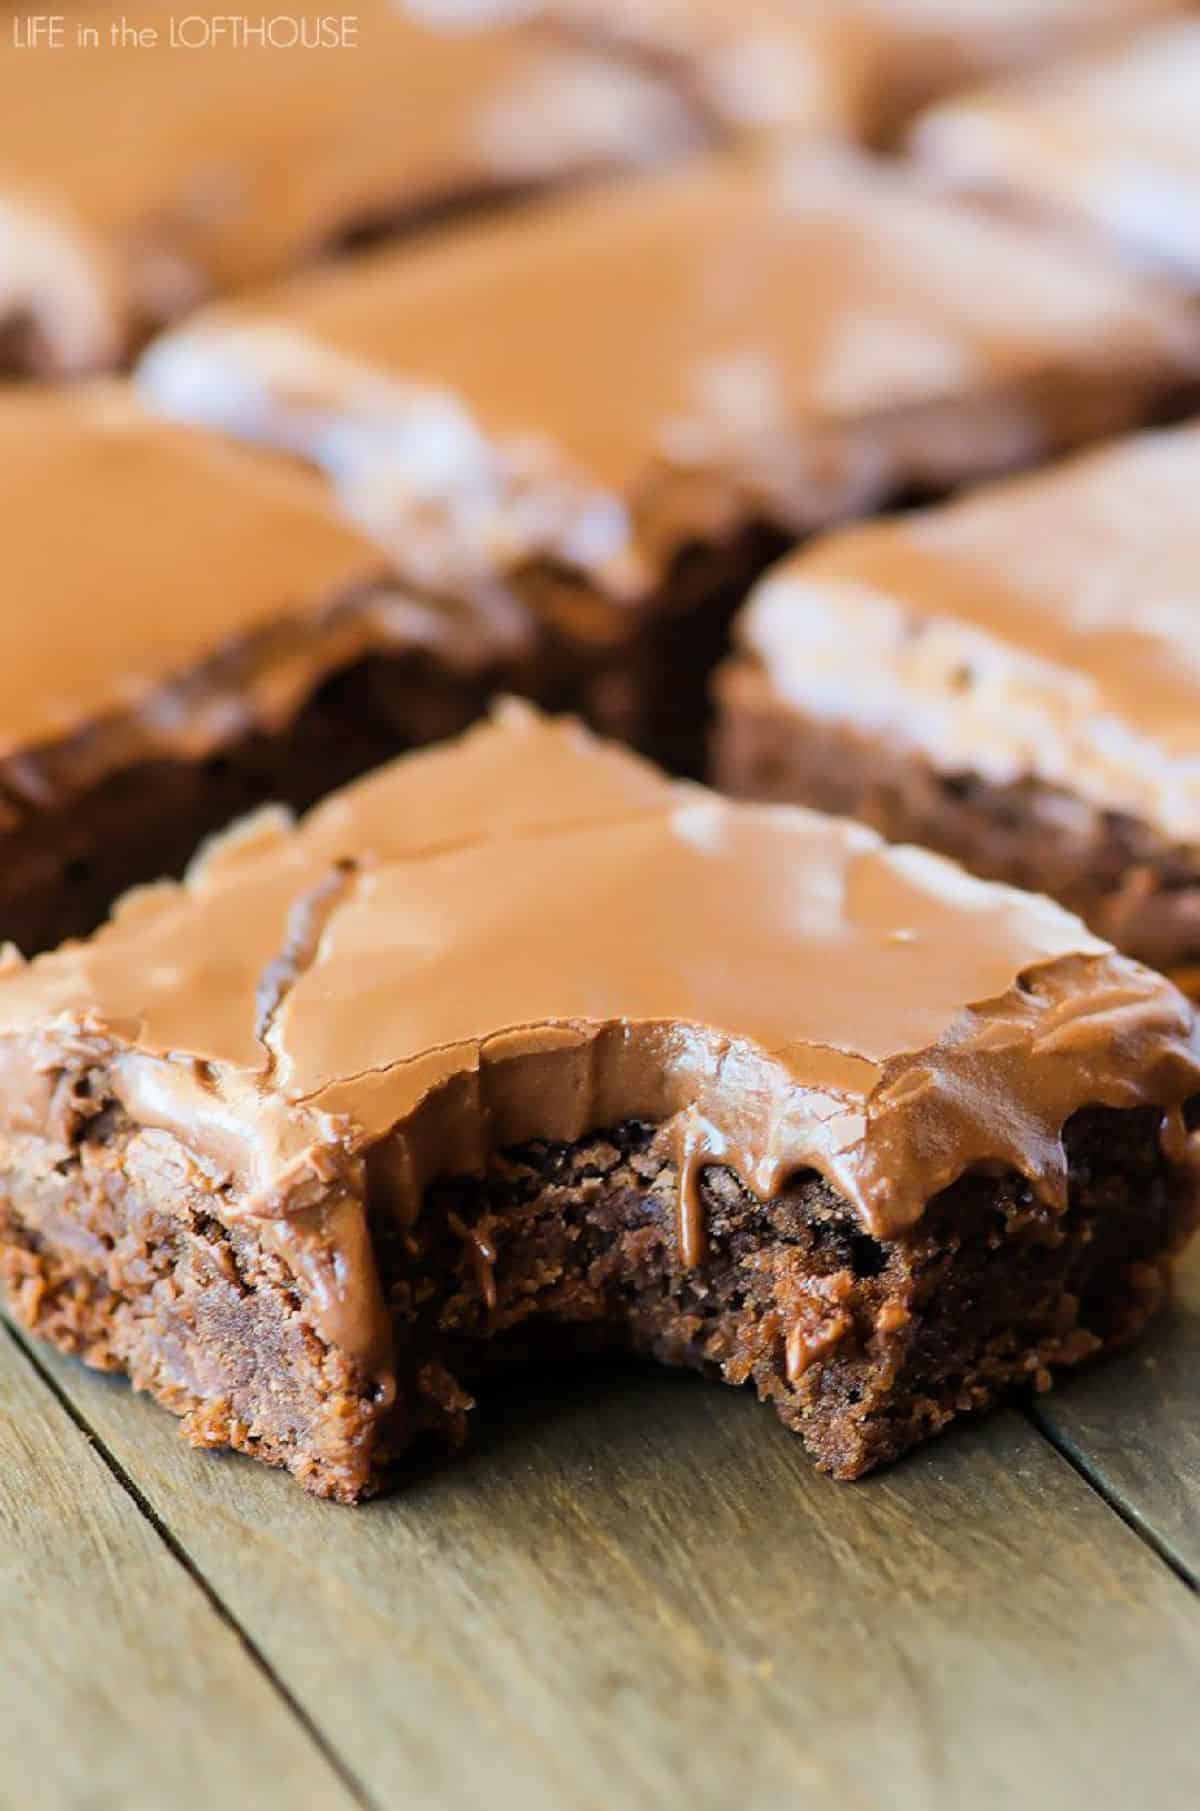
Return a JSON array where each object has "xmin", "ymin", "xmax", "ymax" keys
[
  {"xmin": 0, "ymin": 1326, "xmax": 359, "ymax": 1811},
  {"xmin": 1031, "ymin": 1238, "xmax": 1200, "ymax": 1584},
  {"xmin": 30, "ymin": 1343, "xmax": 1200, "ymax": 1811}
]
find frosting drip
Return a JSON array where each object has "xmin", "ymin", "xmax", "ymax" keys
[{"xmin": 1, "ymin": 707, "xmax": 1197, "ymax": 1384}]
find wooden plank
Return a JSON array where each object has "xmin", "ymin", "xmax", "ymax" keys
[
  {"xmin": 1031, "ymin": 1237, "xmax": 1200, "ymax": 1585},
  {"xmin": 0, "ymin": 1326, "xmax": 360, "ymax": 1811},
  {"xmin": 30, "ymin": 1342, "xmax": 1200, "ymax": 1811}
]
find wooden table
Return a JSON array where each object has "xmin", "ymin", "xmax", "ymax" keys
[{"xmin": 4, "ymin": 1240, "xmax": 1198, "ymax": 1811}]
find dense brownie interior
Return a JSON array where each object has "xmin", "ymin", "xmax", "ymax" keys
[
  {"xmin": 0, "ymin": 521, "xmax": 787, "ymax": 955},
  {"xmin": 0, "ymin": 311, "xmax": 52, "ymax": 381},
  {"xmin": 2, "ymin": 1097, "xmax": 1191, "ymax": 1502},
  {"xmin": 610, "ymin": 522, "xmax": 790, "ymax": 777},
  {"xmin": 0, "ymin": 649, "xmax": 500, "ymax": 954}
]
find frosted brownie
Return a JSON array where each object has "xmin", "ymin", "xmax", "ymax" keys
[
  {"xmin": 545, "ymin": 0, "xmax": 1188, "ymax": 141},
  {"xmin": 0, "ymin": 0, "xmax": 699, "ymax": 376},
  {"xmin": 910, "ymin": 18, "xmax": 1200, "ymax": 288},
  {"xmin": 0, "ymin": 384, "xmax": 522, "ymax": 952},
  {"xmin": 1, "ymin": 703, "xmax": 1197, "ymax": 1501},
  {"xmin": 138, "ymin": 148, "xmax": 1200, "ymax": 771},
  {"xmin": 716, "ymin": 422, "xmax": 1200, "ymax": 970}
]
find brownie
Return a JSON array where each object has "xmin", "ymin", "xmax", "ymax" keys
[
  {"xmin": 715, "ymin": 421, "xmax": 1200, "ymax": 971},
  {"xmin": 1, "ymin": 703, "xmax": 1197, "ymax": 1502},
  {"xmin": 0, "ymin": 0, "xmax": 700, "ymax": 376},
  {"xmin": 0, "ymin": 383, "xmax": 525, "ymax": 953},
  {"xmin": 909, "ymin": 18, "xmax": 1200, "ymax": 288},
  {"xmin": 138, "ymin": 147, "xmax": 1200, "ymax": 774},
  {"xmin": 552, "ymin": 0, "xmax": 1189, "ymax": 143}
]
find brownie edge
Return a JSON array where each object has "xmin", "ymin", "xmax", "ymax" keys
[
  {"xmin": 1, "ymin": 1096, "xmax": 1195, "ymax": 1501},
  {"xmin": 2, "ymin": 708, "xmax": 1199, "ymax": 1499},
  {"xmin": 714, "ymin": 653, "xmax": 1200, "ymax": 972}
]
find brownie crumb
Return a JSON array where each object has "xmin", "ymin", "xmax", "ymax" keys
[{"xmin": 1, "ymin": 1103, "xmax": 1191, "ymax": 1500}]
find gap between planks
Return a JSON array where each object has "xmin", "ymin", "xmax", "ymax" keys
[
  {"xmin": 1029, "ymin": 1406, "xmax": 1198, "ymax": 1595},
  {"xmin": 1026, "ymin": 1236, "xmax": 1200, "ymax": 1590},
  {"xmin": 8, "ymin": 1315, "xmax": 1200, "ymax": 1811},
  {"xmin": 4, "ymin": 1321, "xmax": 378, "ymax": 1811}
]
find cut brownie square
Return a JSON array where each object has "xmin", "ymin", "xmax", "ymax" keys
[
  {"xmin": 139, "ymin": 147, "xmax": 1200, "ymax": 773},
  {"xmin": 0, "ymin": 0, "xmax": 700, "ymax": 376},
  {"xmin": 0, "ymin": 383, "xmax": 524, "ymax": 952},
  {"xmin": 909, "ymin": 17, "xmax": 1200, "ymax": 289},
  {"xmin": 551, "ymin": 0, "xmax": 1190, "ymax": 143},
  {"xmin": 715, "ymin": 421, "xmax": 1200, "ymax": 971},
  {"xmin": 1, "ymin": 702, "xmax": 1197, "ymax": 1502}
]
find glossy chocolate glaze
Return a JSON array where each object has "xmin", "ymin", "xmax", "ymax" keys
[
  {"xmin": 911, "ymin": 17, "xmax": 1200, "ymax": 287},
  {"xmin": 0, "ymin": 384, "xmax": 511, "ymax": 810},
  {"xmin": 542, "ymin": 0, "xmax": 1186, "ymax": 139},
  {"xmin": 138, "ymin": 148, "xmax": 1200, "ymax": 606},
  {"xmin": 1, "ymin": 705, "xmax": 1197, "ymax": 1389},
  {"xmin": 732, "ymin": 420, "xmax": 1200, "ymax": 843},
  {"xmin": 0, "ymin": 0, "xmax": 699, "ymax": 370}
]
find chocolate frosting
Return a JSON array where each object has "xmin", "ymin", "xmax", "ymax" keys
[
  {"xmin": 138, "ymin": 147, "xmax": 1200, "ymax": 604},
  {"xmin": 1, "ymin": 704, "xmax": 1197, "ymax": 1386},
  {"xmin": 733, "ymin": 420, "xmax": 1200, "ymax": 844},
  {"xmin": 540, "ymin": 0, "xmax": 880, "ymax": 137},
  {"xmin": 0, "ymin": 0, "xmax": 699, "ymax": 370},
  {"xmin": 910, "ymin": 18, "xmax": 1200, "ymax": 286},
  {"xmin": 541, "ymin": 0, "xmax": 1183, "ymax": 138},
  {"xmin": 0, "ymin": 383, "xmax": 512, "ymax": 811}
]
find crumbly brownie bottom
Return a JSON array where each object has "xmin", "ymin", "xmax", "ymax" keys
[
  {"xmin": 0, "ymin": 649, "xmax": 501, "ymax": 955},
  {"xmin": 1, "ymin": 1100, "xmax": 1192, "ymax": 1501},
  {"xmin": 714, "ymin": 663, "xmax": 1200, "ymax": 972}
]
